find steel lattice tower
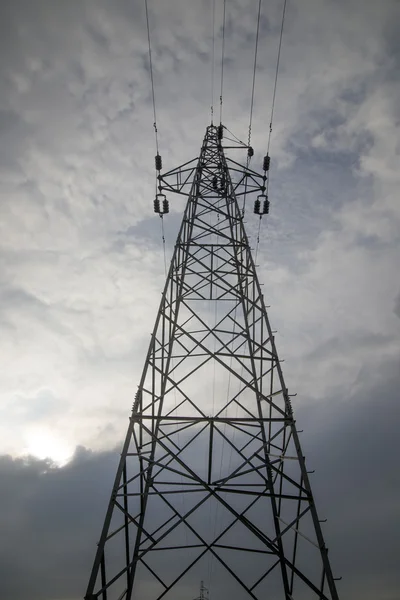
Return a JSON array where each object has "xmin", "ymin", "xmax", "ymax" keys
[{"xmin": 85, "ymin": 125, "xmax": 339, "ymax": 600}]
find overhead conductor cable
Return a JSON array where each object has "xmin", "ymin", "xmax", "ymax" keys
[
  {"xmin": 267, "ymin": 0, "xmax": 287, "ymax": 155},
  {"xmin": 211, "ymin": 0, "xmax": 216, "ymax": 124},
  {"xmin": 247, "ymin": 0, "xmax": 262, "ymax": 164},
  {"xmin": 219, "ymin": 0, "xmax": 227, "ymax": 125},
  {"xmin": 145, "ymin": 0, "xmax": 169, "ymax": 275},
  {"xmin": 240, "ymin": 0, "xmax": 262, "ymax": 218},
  {"xmin": 144, "ymin": 0, "xmax": 159, "ymax": 155},
  {"xmin": 255, "ymin": 0, "xmax": 287, "ymax": 260}
]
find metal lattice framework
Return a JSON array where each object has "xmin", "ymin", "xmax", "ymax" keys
[{"xmin": 85, "ymin": 125, "xmax": 339, "ymax": 600}]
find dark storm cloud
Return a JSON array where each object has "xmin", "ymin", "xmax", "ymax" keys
[
  {"xmin": 295, "ymin": 359, "xmax": 400, "ymax": 598},
  {"xmin": 0, "ymin": 361, "xmax": 399, "ymax": 600},
  {"xmin": 0, "ymin": 448, "xmax": 119, "ymax": 600}
]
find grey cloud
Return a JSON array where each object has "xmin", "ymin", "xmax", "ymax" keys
[
  {"xmin": 305, "ymin": 331, "xmax": 398, "ymax": 363},
  {"xmin": 394, "ymin": 292, "xmax": 400, "ymax": 320},
  {"xmin": 295, "ymin": 360, "xmax": 400, "ymax": 597},
  {"xmin": 0, "ymin": 285, "xmax": 49, "ymax": 313},
  {"xmin": 0, "ymin": 447, "xmax": 119, "ymax": 600},
  {"xmin": 0, "ymin": 109, "xmax": 22, "ymax": 136}
]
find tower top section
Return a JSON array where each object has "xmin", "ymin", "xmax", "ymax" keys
[{"xmin": 155, "ymin": 123, "xmax": 269, "ymax": 220}]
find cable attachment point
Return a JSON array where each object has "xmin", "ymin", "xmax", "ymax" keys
[
  {"xmin": 155, "ymin": 154, "xmax": 162, "ymax": 171},
  {"xmin": 263, "ymin": 154, "xmax": 270, "ymax": 172},
  {"xmin": 217, "ymin": 124, "xmax": 224, "ymax": 141},
  {"xmin": 247, "ymin": 146, "xmax": 254, "ymax": 158}
]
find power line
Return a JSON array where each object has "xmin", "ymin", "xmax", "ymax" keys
[
  {"xmin": 255, "ymin": 0, "xmax": 287, "ymax": 250},
  {"xmin": 211, "ymin": 0, "xmax": 216, "ymax": 124},
  {"xmin": 144, "ymin": 0, "xmax": 159, "ymax": 154},
  {"xmin": 242, "ymin": 0, "xmax": 262, "ymax": 217},
  {"xmin": 219, "ymin": 0, "xmax": 227, "ymax": 124},
  {"xmin": 247, "ymin": 0, "xmax": 262, "ymax": 153},
  {"xmin": 255, "ymin": 214, "xmax": 262, "ymax": 264},
  {"xmin": 267, "ymin": 0, "xmax": 287, "ymax": 154},
  {"xmin": 160, "ymin": 216, "xmax": 167, "ymax": 276}
]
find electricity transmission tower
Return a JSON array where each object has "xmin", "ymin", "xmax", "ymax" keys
[{"xmin": 85, "ymin": 125, "xmax": 340, "ymax": 600}]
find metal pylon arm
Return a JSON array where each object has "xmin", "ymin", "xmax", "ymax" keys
[
  {"xmin": 84, "ymin": 125, "xmax": 340, "ymax": 600},
  {"xmin": 158, "ymin": 142, "xmax": 266, "ymax": 203}
]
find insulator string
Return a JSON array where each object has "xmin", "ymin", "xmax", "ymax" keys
[
  {"xmin": 219, "ymin": 0, "xmax": 227, "ymax": 124},
  {"xmin": 144, "ymin": 0, "xmax": 159, "ymax": 155}
]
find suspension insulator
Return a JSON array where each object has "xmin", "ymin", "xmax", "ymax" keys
[
  {"xmin": 263, "ymin": 197, "xmax": 270, "ymax": 215},
  {"xmin": 217, "ymin": 124, "xmax": 223, "ymax": 140},
  {"xmin": 162, "ymin": 198, "xmax": 169, "ymax": 214},
  {"xmin": 155, "ymin": 154, "xmax": 162, "ymax": 171},
  {"xmin": 263, "ymin": 155, "xmax": 270, "ymax": 172},
  {"xmin": 155, "ymin": 193, "xmax": 166, "ymax": 214},
  {"xmin": 254, "ymin": 198, "xmax": 261, "ymax": 214},
  {"xmin": 248, "ymin": 146, "xmax": 254, "ymax": 158},
  {"xmin": 212, "ymin": 176, "xmax": 218, "ymax": 191}
]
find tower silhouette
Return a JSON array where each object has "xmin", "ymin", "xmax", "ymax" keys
[{"xmin": 85, "ymin": 125, "xmax": 339, "ymax": 600}]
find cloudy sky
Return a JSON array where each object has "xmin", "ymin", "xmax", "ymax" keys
[{"xmin": 0, "ymin": 0, "xmax": 399, "ymax": 598}]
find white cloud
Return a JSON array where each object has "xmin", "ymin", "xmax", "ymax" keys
[{"xmin": 0, "ymin": 0, "xmax": 399, "ymax": 459}]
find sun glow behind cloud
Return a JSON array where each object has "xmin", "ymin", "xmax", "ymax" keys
[{"xmin": 22, "ymin": 428, "xmax": 74, "ymax": 466}]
